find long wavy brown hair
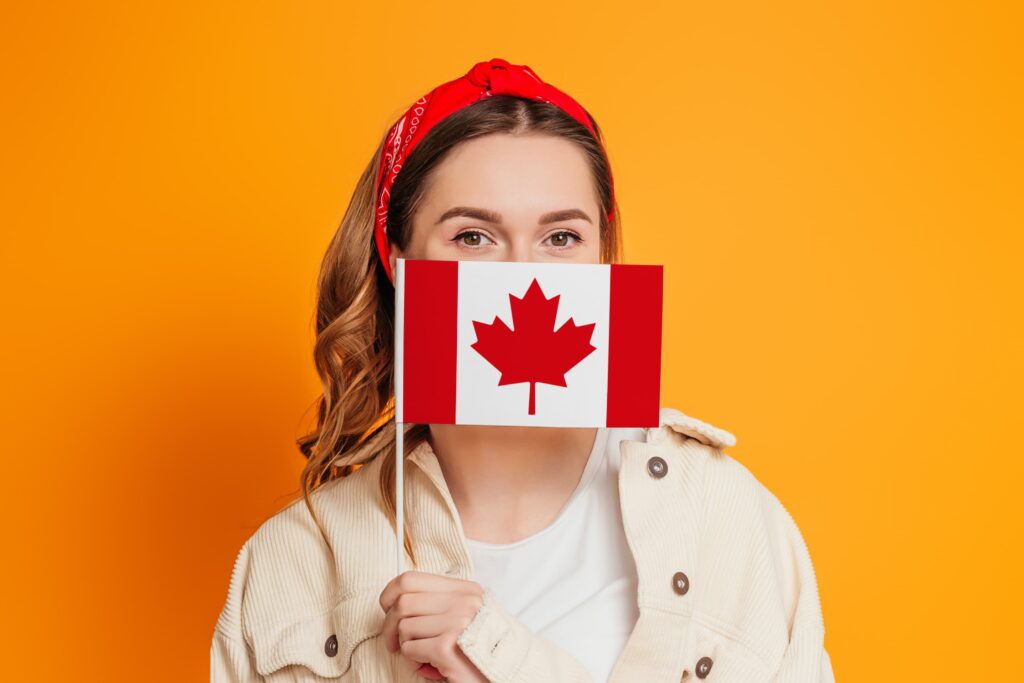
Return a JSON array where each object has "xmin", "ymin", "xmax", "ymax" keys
[{"xmin": 295, "ymin": 94, "xmax": 623, "ymax": 566}]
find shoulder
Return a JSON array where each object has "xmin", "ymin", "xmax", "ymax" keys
[
  {"xmin": 241, "ymin": 453, "xmax": 388, "ymax": 597},
  {"xmin": 651, "ymin": 406, "xmax": 782, "ymax": 519},
  {"xmin": 647, "ymin": 406, "xmax": 756, "ymax": 497},
  {"xmin": 650, "ymin": 406, "xmax": 826, "ymax": 667},
  {"xmin": 212, "ymin": 456, "xmax": 391, "ymax": 678},
  {"xmin": 651, "ymin": 406, "xmax": 814, "ymax": 548}
]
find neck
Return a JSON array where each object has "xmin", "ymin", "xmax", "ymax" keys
[{"xmin": 427, "ymin": 424, "xmax": 599, "ymax": 544}]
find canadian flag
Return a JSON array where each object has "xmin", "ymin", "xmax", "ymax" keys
[{"xmin": 394, "ymin": 258, "xmax": 663, "ymax": 428}]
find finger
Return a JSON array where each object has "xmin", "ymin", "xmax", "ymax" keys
[
  {"xmin": 379, "ymin": 570, "xmax": 480, "ymax": 612},
  {"xmin": 399, "ymin": 632, "xmax": 454, "ymax": 672},
  {"xmin": 381, "ymin": 591, "xmax": 457, "ymax": 653},
  {"xmin": 416, "ymin": 663, "xmax": 446, "ymax": 681},
  {"xmin": 397, "ymin": 613, "xmax": 463, "ymax": 647},
  {"xmin": 379, "ymin": 570, "xmax": 429, "ymax": 612}
]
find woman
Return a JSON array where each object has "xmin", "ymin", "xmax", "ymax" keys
[{"xmin": 211, "ymin": 58, "xmax": 835, "ymax": 683}]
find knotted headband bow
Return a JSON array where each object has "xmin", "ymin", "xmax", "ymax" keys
[{"xmin": 373, "ymin": 57, "xmax": 616, "ymax": 284}]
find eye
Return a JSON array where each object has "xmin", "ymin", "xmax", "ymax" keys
[
  {"xmin": 452, "ymin": 229, "xmax": 495, "ymax": 248},
  {"xmin": 546, "ymin": 230, "xmax": 584, "ymax": 249}
]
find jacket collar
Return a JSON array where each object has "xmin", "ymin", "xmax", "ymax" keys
[
  {"xmin": 406, "ymin": 436, "xmax": 450, "ymax": 502},
  {"xmin": 403, "ymin": 408, "xmax": 736, "ymax": 546},
  {"xmin": 407, "ymin": 407, "xmax": 735, "ymax": 480}
]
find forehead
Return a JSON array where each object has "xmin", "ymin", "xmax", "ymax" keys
[{"xmin": 421, "ymin": 133, "xmax": 598, "ymax": 215}]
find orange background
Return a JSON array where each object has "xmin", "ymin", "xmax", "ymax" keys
[{"xmin": 1, "ymin": 2, "xmax": 1020, "ymax": 680}]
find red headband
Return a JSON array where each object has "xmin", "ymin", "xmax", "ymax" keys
[{"xmin": 373, "ymin": 57, "xmax": 615, "ymax": 284}]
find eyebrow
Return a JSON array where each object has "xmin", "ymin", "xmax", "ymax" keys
[{"xmin": 435, "ymin": 206, "xmax": 593, "ymax": 225}]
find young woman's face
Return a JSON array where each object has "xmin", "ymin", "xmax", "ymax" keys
[{"xmin": 389, "ymin": 133, "xmax": 602, "ymax": 271}]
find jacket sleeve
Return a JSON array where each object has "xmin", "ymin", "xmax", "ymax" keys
[
  {"xmin": 210, "ymin": 541, "xmax": 265, "ymax": 682},
  {"xmin": 760, "ymin": 487, "xmax": 836, "ymax": 683},
  {"xmin": 457, "ymin": 587, "xmax": 594, "ymax": 683}
]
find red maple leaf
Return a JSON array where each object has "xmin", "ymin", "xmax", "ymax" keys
[{"xmin": 470, "ymin": 278, "xmax": 597, "ymax": 415}]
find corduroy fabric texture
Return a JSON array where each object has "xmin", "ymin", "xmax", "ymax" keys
[{"xmin": 211, "ymin": 407, "xmax": 835, "ymax": 682}]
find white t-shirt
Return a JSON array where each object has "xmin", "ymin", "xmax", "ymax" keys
[{"xmin": 465, "ymin": 427, "xmax": 643, "ymax": 683}]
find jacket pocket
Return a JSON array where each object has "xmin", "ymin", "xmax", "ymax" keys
[{"xmin": 248, "ymin": 589, "xmax": 383, "ymax": 680}]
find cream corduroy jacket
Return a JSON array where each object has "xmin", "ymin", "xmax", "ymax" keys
[{"xmin": 211, "ymin": 407, "xmax": 835, "ymax": 682}]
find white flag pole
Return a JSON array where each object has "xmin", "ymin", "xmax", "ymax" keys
[
  {"xmin": 394, "ymin": 258, "xmax": 405, "ymax": 576},
  {"xmin": 396, "ymin": 415, "xmax": 404, "ymax": 575}
]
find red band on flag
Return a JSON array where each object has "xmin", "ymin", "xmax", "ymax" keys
[
  {"xmin": 606, "ymin": 264, "xmax": 663, "ymax": 427},
  {"xmin": 402, "ymin": 259, "xmax": 459, "ymax": 423}
]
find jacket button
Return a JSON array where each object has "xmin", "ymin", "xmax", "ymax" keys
[
  {"xmin": 672, "ymin": 571, "xmax": 690, "ymax": 595},
  {"xmin": 325, "ymin": 634, "xmax": 338, "ymax": 657},
  {"xmin": 695, "ymin": 656, "xmax": 713, "ymax": 678},
  {"xmin": 647, "ymin": 456, "xmax": 668, "ymax": 478}
]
